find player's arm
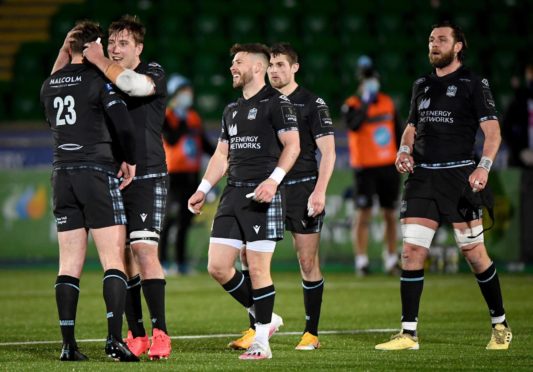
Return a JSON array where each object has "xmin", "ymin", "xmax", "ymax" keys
[
  {"xmin": 187, "ymin": 141, "xmax": 229, "ymax": 214},
  {"xmin": 342, "ymin": 98, "xmax": 368, "ymax": 131},
  {"xmin": 50, "ymin": 28, "xmax": 80, "ymax": 74},
  {"xmin": 104, "ymin": 99, "xmax": 137, "ymax": 189},
  {"xmin": 83, "ymin": 42, "xmax": 155, "ymax": 97},
  {"xmin": 469, "ymin": 119, "xmax": 501, "ymax": 192},
  {"xmin": 308, "ymin": 135, "xmax": 335, "ymax": 217},
  {"xmin": 396, "ymin": 124, "xmax": 416, "ymax": 174},
  {"xmin": 253, "ymin": 130, "xmax": 300, "ymax": 203}
]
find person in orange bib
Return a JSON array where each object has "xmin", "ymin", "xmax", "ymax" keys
[
  {"xmin": 342, "ymin": 56, "xmax": 403, "ymax": 276},
  {"xmin": 160, "ymin": 74, "xmax": 215, "ymax": 275}
]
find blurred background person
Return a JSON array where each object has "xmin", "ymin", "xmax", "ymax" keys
[
  {"xmin": 342, "ymin": 56, "xmax": 402, "ymax": 276},
  {"xmin": 159, "ymin": 74, "xmax": 215, "ymax": 275}
]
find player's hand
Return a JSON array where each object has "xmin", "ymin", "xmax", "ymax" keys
[
  {"xmin": 82, "ymin": 40, "xmax": 104, "ymax": 64},
  {"xmin": 252, "ymin": 178, "xmax": 278, "ymax": 203},
  {"xmin": 469, "ymin": 167, "xmax": 488, "ymax": 193},
  {"xmin": 188, "ymin": 191, "xmax": 206, "ymax": 215},
  {"xmin": 117, "ymin": 162, "xmax": 136, "ymax": 190},
  {"xmin": 61, "ymin": 28, "xmax": 81, "ymax": 55},
  {"xmin": 307, "ymin": 190, "xmax": 325, "ymax": 217},
  {"xmin": 396, "ymin": 153, "xmax": 414, "ymax": 174}
]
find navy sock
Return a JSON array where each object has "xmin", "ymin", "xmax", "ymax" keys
[
  {"xmin": 400, "ymin": 269, "xmax": 424, "ymax": 336},
  {"xmin": 222, "ymin": 270, "xmax": 253, "ymax": 308},
  {"xmin": 242, "ymin": 270, "xmax": 256, "ymax": 329},
  {"xmin": 125, "ymin": 274, "xmax": 146, "ymax": 337},
  {"xmin": 475, "ymin": 263, "xmax": 507, "ymax": 327},
  {"xmin": 253, "ymin": 285, "xmax": 275, "ymax": 325},
  {"xmin": 55, "ymin": 275, "xmax": 80, "ymax": 345},
  {"xmin": 302, "ymin": 279, "xmax": 324, "ymax": 336},
  {"xmin": 142, "ymin": 279, "xmax": 167, "ymax": 333},
  {"xmin": 103, "ymin": 269, "xmax": 127, "ymax": 339}
]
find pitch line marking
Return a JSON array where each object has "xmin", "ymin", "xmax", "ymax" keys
[{"xmin": 0, "ymin": 328, "xmax": 398, "ymax": 346}]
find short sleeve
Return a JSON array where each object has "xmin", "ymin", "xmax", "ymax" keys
[
  {"xmin": 471, "ymin": 77, "xmax": 499, "ymax": 123},
  {"xmin": 145, "ymin": 62, "xmax": 167, "ymax": 97},
  {"xmin": 100, "ymin": 81, "xmax": 127, "ymax": 111},
  {"xmin": 271, "ymin": 95, "xmax": 299, "ymax": 133},
  {"xmin": 219, "ymin": 106, "xmax": 230, "ymax": 143},
  {"xmin": 310, "ymin": 97, "xmax": 334, "ymax": 139}
]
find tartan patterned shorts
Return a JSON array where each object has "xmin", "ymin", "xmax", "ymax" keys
[
  {"xmin": 121, "ymin": 175, "xmax": 168, "ymax": 234},
  {"xmin": 212, "ymin": 184, "xmax": 285, "ymax": 242},
  {"xmin": 52, "ymin": 167, "xmax": 126, "ymax": 231}
]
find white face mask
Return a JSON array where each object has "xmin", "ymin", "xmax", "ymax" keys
[
  {"xmin": 174, "ymin": 91, "xmax": 193, "ymax": 110},
  {"xmin": 362, "ymin": 78, "xmax": 380, "ymax": 95}
]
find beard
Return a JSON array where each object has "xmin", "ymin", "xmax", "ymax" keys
[
  {"xmin": 429, "ymin": 49, "xmax": 455, "ymax": 69},
  {"xmin": 232, "ymin": 69, "xmax": 253, "ymax": 88}
]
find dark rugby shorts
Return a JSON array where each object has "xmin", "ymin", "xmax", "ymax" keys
[
  {"xmin": 353, "ymin": 164, "xmax": 400, "ymax": 209},
  {"xmin": 285, "ymin": 177, "xmax": 324, "ymax": 234},
  {"xmin": 211, "ymin": 184, "xmax": 285, "ymax": 242},
  {"xmin": 52, "ymin": 168, "xmax": 126, "ymax": 231},
  {"xmin": 122, "ymin": 175, "xmax": 168, "ymax": 234},
  {"xmin": 400, "ymin": 165, "xmax": 482, "ymax": 223}
]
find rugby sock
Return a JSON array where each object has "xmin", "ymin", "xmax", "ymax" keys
[
  {"xmin": 125, "ymin": 274, "xmax": 146, "ymax": 337},
  {"xmin": 242, "ymin": 270, "xmax": 256, "ymax": 329},
  {"xmin": 142, "ymin": 279, "xmax": 167, "ymax": 333},
  {"xmin": 302, "ymin": 278, "xmax": 324, "ymax": 336},
  {"xmin": 475, "ymin": 263, "xmax": 507, "ymax": 328},
  {"xmin": 103, "ymin": 269, "xmax": 128, "ymax": 339},
  {"xmin": 400, "ymin": 269, "xmax": 424, "ymax": 336},
  {"xmin": 253, "ymin": 285, "xmax": 276, "ymax": 346},
  {"xmin": 55, "ymin": 275, "xmax": 80, "ymax": 345},
  {"xmin": 222, "ymin": 270, "xmax": 253, "ymax": 308}
]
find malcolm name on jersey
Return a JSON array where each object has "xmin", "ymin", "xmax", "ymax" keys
[{"xmin": 49, "ymin": 75, "xmax": 82, "ymax": 86}]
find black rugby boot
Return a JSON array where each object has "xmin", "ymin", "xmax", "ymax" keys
[
  {"xmin": 59, "ymin": 343, "xmax": 88, "ymax": 361},
  {"xmin": 105, "ymin": 334, "xmax": 140, "ymax": 362}
]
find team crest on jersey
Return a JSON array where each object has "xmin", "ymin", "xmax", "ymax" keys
[
  {"xmin": 418, "ymin": 98, "xmax": 431, "ymax": 110},
  {"xmin": 232, "ymin": 111, "xmax": 238, "ymax": 119},
  {"xmin": 446, "ymin": 85, "xmax": 457, "ymax": 97},
  {"xmin": 247, "ymin": 108, "xmax": 258, "ymax": 120},
  {"xmin": 481, "ymin": 78, "xmax": 490, "ymax": 87},
  {"xmin": 228, "ymin": 124, "xmax": 237, "ymax": 136},
  {"xmin": 279, "ymin": 95, "xmax": 290, "ymax": 102},
  {"xmin": 316, "ymin": 97, "xmax": 325, "ymax": 105}
]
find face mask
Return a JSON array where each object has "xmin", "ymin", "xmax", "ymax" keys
[
  {"xmin": 363, "ymin": 78, "xmax": 380, "ymax": 95},
  {"xmin": 174, "ymin": 91, "xmax": 193, "ymax": 110}
]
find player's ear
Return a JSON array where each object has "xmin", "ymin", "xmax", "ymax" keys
[{"xmin": 292, "ymin": 62, "xmax": 300, "ymax": 74}]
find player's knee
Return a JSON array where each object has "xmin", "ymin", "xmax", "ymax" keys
[
  {"xmin": 454, "ymin": 226, "xmax": 484, "ymax": 248},
  {"xmin": 401, "ymin": 224, "xmax": 435, "ymax": 249},
  {"xmin": 130, "ymin": 229, "xmax": 160, "ymax": 247},
  {"xmin": 298, "ymin": 255, "xmax": 318, "ymax": 276}
]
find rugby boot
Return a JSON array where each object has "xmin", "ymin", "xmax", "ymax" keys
[
  {"xmin": 375, "ymin": 332, "xmax": 419, "ymax": 350},
  {"xmin": 239, "ymin": 341, "xmax": 272, "ymax": 360},
  {"xmin": 148, "ymin": 328, "xmax": 171, "ymax": 360},
  {"xmin": 486, "ymin": 323, "xmax": 512, "ymax": 350},
  {"xmin": 105, "ymin": 334, "xmax": 140, "ymax": 362},
  {"xmin": 295, "ymin": 332, "xmax": 321, "ymax": 350},
  {"xmin": 59, "ymin": 343, "xmax": 88, "ymax": 361},
  {"xmin": 124, "ymin": 330, "xmax": 150, "ymax": 357}
]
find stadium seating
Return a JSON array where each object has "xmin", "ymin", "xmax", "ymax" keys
[{"xmin": 0, "ymin": 0, "xmax": 530, "ymax": 121}]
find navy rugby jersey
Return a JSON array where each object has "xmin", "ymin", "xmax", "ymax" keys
[
  {"xmin": 40, "ymin": 63, "xmax": 135, "ymax": 172},
  {"xmin": 122, "ymin": 61, "xmax": 167, "ymax": 176},
  {"xmin": 219, "ymin": 84, "xmax": 299, "ymax": 184},
  {"xmin": 286, "ymin": 86, "xmax": 334, "ymax": 180},
  {"xmin": 407, "ymin": 66, "xmax": 499, "ymax": 163}
]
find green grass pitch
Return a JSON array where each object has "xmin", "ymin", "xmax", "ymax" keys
[{"xmin": 0, "ymin": 270, "xmax": 532, "ymax": 371}]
